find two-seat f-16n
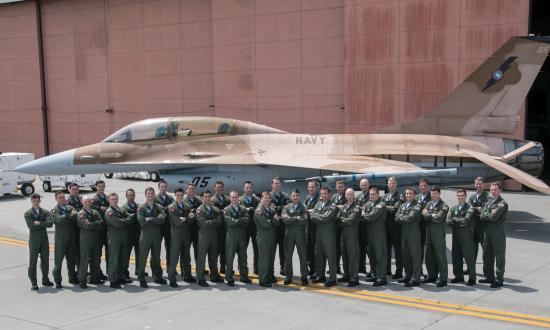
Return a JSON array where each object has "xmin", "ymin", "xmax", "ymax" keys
[{"xmin": 16, "ymin": 36, "xmax": 550, "ymax": 194}]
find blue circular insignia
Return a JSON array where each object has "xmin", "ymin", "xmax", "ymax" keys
[{"xmin": 492, "ymin": 69, "xmax": 504, "ymax": 81}]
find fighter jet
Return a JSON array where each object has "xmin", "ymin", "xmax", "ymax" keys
[{"xmin": 16, "ymin": 36, "xmax": 550, "ymax": 194}]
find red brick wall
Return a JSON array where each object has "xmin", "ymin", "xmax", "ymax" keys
[{"xmin": 0, "ymin": 0, "xmax": 529, "ymax": 157}]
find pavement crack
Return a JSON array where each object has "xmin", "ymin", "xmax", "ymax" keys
[{"xmin": 0, "ymin": 312, "xmax": 56, "ymax": 329}]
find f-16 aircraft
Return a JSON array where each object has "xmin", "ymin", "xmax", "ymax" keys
[{"xmin": 16, "ymin": 36, "xmax": 550, "ymax": 194}]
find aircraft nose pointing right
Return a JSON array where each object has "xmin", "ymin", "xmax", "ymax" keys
[{"xmin": 15, "ymin": 149, "xmax": 75, "ymax": 175}]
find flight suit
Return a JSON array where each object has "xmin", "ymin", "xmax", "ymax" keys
[
  {"xmin": 67, "ymin": 194, "xmax": 83, "ymax": 271},
  {"xmin": 446, "ymin": 203, "xmax": 476, "ymax": 281},
  {"xmin": 384, "ymin": 190, "xmax": 403, "ymax": 277},
  {"xmin": 92, "ymin": 193, "xmax": 109, "ymax": 274},
  {"xmin": 396, "ymin": 201, "xmax": 422, "ymax": 283},
  {"xmin": 223, "ymin": 204, "xmax": 250, "ymax": 282},
  {"xmin": 469, "ymin": 190, "xmax": 490, "ymax": 261},
  {"xmin": 104, "ymin": 206, "xmax": 129, "ymax": 283},
  {"xmin": 24, "ymin": 207, "xmax": 53, "ymax": 285},
  {"xmin": 270, "ymin": 191, "xmax": 291, "ymax": 274},
  {"xmin": 77, "ymin": 208, "xmax": 104, "ymax": 284},
  {"xmin": 362, "ymin": 198, "xmax": 388, "ymax": 281},
  {"xmin": 196, "ymin": 204, "xmax": 223, "ymax": 282},
  {"xmin": 240, "ymin": 193, "xmax": 260, "ymax": 273},
  {"xmin": 212, "ymin": 193, "xmax": 230, "ymax": 273},
  {"xmin": 415, "ymin": 193, "xmax": 431, "ymax": 274},
  {"xmin": 136, "ymin": 202, "xmax": 166, "ymax": 282},
  {"xmin": 303, "ymin": 193, "xmax": 319, "ymax": 275},
  {"xmin": 338, "ymin": 202, "xmax": 361, "ymax": 283},
  {"xmin": 310, "ymin": 200, "xmax": 339, "ymax": 282},
  {"xmin": 167, "ymin": 200, "xmax": 195, "ymax": 282},
  {"xmin": 423, "ymin": 199, "xmax": 449, "ymax": 282},
  {"xmin": 52, "ymin": 204, "xmax": 78, "ymax": 284},
  {"xmin": 356, "ymin": 191, "xmax": 370, "ymax": 274},
  {"xmin": 480, "ymin": 196, "xmax": 508, "ymax": 283},
  {"xmin": 254, "ymin": 205, "xmax": 280, "ymax": 284},
  {"xmin": 155, "ymin": 193, "xmax": 174, "ymax": 269},
  {"xmin": 330, "ymin": 193, "xmax": 347, "ymax": 273},
  {"xmin": 281, "ymin": 203, "xmax": 308, "ymax": 281},
  {"xmin": 186, "ymin": 196, "xmax": 202, "ymax": 267},
  {"xmin": 121, "ymin": 201, "xmax": 140, "ymax": 277}
]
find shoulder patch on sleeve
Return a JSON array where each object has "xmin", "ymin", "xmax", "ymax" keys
[
  {"xmin": 170, "ymin": 207, "xmax": 176, "ymax": 212},
  {"xmin": 80, "ymin": 213, "xmax": 85, "ymax": 219},
  {"xmin": 498, "ymin": 202, "xmax": 505, "ymax": 207},
  {"xmin": 414, "ymin": 206, "xmax": 421, "ymax": 211},
  {"xmin": 107, "ymin": 210, "xmax": 113, "ymax": 216},
  {"xmin": 376, "ymin": 204, "xmax": 382, "ymax": 209}
]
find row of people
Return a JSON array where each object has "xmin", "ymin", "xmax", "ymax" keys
[{"xmin": 25, "ymin": 176, "xmax": 507, "ymax": 291}]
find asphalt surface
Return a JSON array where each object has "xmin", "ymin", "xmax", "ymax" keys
[{"xmin": 0, "ymin": 177, "xmax": 549, "ymax": 329}]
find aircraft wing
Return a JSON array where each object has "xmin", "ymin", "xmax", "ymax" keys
[{"xmin": 461, "ymin": 149, "xmax": 550, "ymax": 194}]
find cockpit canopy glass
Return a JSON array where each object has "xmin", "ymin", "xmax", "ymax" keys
[{"xmin": 103, "ymin": 118, "xmax": 234, "ymax": 143}]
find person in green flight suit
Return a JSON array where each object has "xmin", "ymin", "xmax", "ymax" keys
[
  {"xmin": 240, "ymin": 181, "xmax": 260, "ymax": 274},
  {"xmin": 309, "ymin": 187, "xmax": 339, "ymax": 287},
  {"xmin": 51, "ymin": 191, "xmax": 78, "ymax": 288},
  {"xmin": 136, "ymin": 187, "xmax": 167, "ymax": 288},
  {"xmin": 479, "ymin": 183, "xmax": 509, "ymax": 289},
  {"xmin": 330, "ymin": 180, "xmax": 347, "ymax": 275},
  {"xmin": 212, "ymin": 181, "xmax": 230, "ymax": 274},
  {"xmin": 415, "ymin": 178, "xmax": 431, "ymax": 278},
  {"xmin": 154, "ymin": 179, "xmax": 174, "ymax": 272},
  {"xmin": 255, "ymin": 191, "xmax": 281, "ymax": 287},
  {"xmin": 395, "ymin": 187, "xmax": 422, "ymax": 287},
  {"xmin": 77, "ymin": 196, "xmax": 105, "ymax": 289},
  {"xmin": 167, "ymin": 188, "xmax": 197, "ymax": 287},
  {"xmin": 421, "ymin": 187, "xmax": 449, "ymax": 287},
  {"xmin": 223, "ymin": 191, "xmax": 251, "ymax": 286},
  {"xmin": 121, "ymin": 188, "xmax": 143, "ymax": 279},
  {"xmin": 384, "ymin": 177, "xmax": 403, "ymax": 279},
  {"xmin": 338, "ymin": 188, "xmax": 362, "ymax": 287},
  {"xmin": 469, "ymin": 177, "xmax": 490, "ymax": 263},
  {"xmin": 24, "ymin": 193, "xmax": 54, "ymax": 291},
  {"xmin": 356, "ymin": 179, "xmax": 371, "ymax": 277},
  {"xmin": 270, "ymin": 177, "xmax": 291, "ymax": 276},
  {"xmin": 185, "ymin": 183, "xmax": 202, "ymax": 273},
  {"xmin": 196, "ymin": 190, "xmax": 224, "ymax": 287},
  {"xmin": 104, "ymin": 192, "xmax": 131, "ymax": 289},
  {"xmin": 281, "ymin": 189, "xmax": 308, "ymax": 286},
  {"xmin": 91, "ymin": 180, "xmax": 109, "ymax": 280},
  {"xmin": 362, "ymin": 187, "xmax": 388, "ymax": 287},
  {"xmin": 303, "ymin": 180, "xmax": 319, "ymax": 277},
  {"xmin": 446, "ymin": 189, "xmax": 476, "ymax": 286},
  {"xmin": 67, "ymin": 183, "xmax": 82, "ymax": 273}
]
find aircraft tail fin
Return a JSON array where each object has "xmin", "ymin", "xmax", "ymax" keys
[{"xmin": 380, "ymin": 36, "xmax": 550, "ymax": 136}]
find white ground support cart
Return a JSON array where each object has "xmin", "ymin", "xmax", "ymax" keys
[
  {"xmin": 0, "ymin": 152, "xmax": 36, "ymax": 196},
  {"xmin": 39, "ymin": 174, "xmax": 102, "ymax": 192}
]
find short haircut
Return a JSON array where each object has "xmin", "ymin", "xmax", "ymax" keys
[
  {"xmin": 261, "ymin": 191, "xmax": 271, "ymax": 198},
  {"xmin": 291, "ymin": 189, "xmax": 300, "ymax": 195},
  {"xmin": 68, "ymin": 182, "xmax": 79, "ymax": 189},
  {"xmin": 490, "ymin": 182, "xmax": 502, "ymax": 189},
  {"xmin": 174, "ymin": 188, "xmax": 184, "ymax": 194},
  {"xmin": 54, "ymin": 191, "xmax": 65, "ymax": 198},
  {"xmin": 369, "ymin": 187, "xmax": 379, "ymax": 194},
  {"xmin": 145, "ymin": 187, "xmax": 155, "ymax": 194},
  {"xmin": 244, "ymin": 180, "xmax": 253, "ymax": 186},
  {"xmin": 202, "ymin": 190, "xmax": 211, "ymax": 196},
  {"xmin": 475, "ymin": 177, "xmax": 484, "ymax": 182},
  {"xmin": 405, "ymin": 187, "xmax": 417, "ymax": 194},
  {"xmin": 229, "ymin": 191, "xmax": 239, "ymax": 197},
  {"xmin": 125, "ymin": 188, "xmax": 135, "ymax": 196},
  {"xmin": 418, "ymin": 178, "xmax": 429, "ymax": 185},
  {"xmin": 456, "ymin": 189, "xmax": 467, "ymax": 196},
  {"xmin": 109, "ymin": 192, "xmax": 118, "ymax": 198},
  {"xmin": 186, "ymin": 183, "xmax": 196, "ymax": 189},
  {"xmin": 215, "ymin": 181, "xmax": 224, "ymax": 186},
  {"xmin": 307, "ymin": 180, "xmax": 319, "ymax": 187},
  {"xmin": 335, "ymin": 180, "xmax": 345, "ymax": 185},
  {"xmin": 157, "ymin": 179, "xmax": 167, "ymax": 187},
  {"xmin": 431, "ymin": 186, "xmax": 441, "ymax": 193},
  {"xmin": 272, "ymin": 176, "xmax": 281, "ymax": 183},
  {"xmin": 31, "ymin": 193, "xmax": 41, "ymax": 200},
  {"xmin": 95, "ymin": 180, "xmax": 105, "ymax": 186},
  {"xmin": 320, "ymin": 187, "xmax": 331, "ymax": 194},
  {"xmin": 387, "ymin": 176, "xmax": 396, "ymax": 183}
]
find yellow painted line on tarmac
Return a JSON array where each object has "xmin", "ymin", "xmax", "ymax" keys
[{"xmin": 2, "ymin": 236, "xmax": 550, "ymax": 328}]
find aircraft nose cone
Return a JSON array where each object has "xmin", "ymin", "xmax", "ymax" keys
[{"xmin": 15, "ymin": 149, "xmax": 75, "ymax": 175}]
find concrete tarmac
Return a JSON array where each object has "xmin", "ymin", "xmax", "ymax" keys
[{"xmin": 1, "ymin": 178, "xmax": 549, "ymax": 329}]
